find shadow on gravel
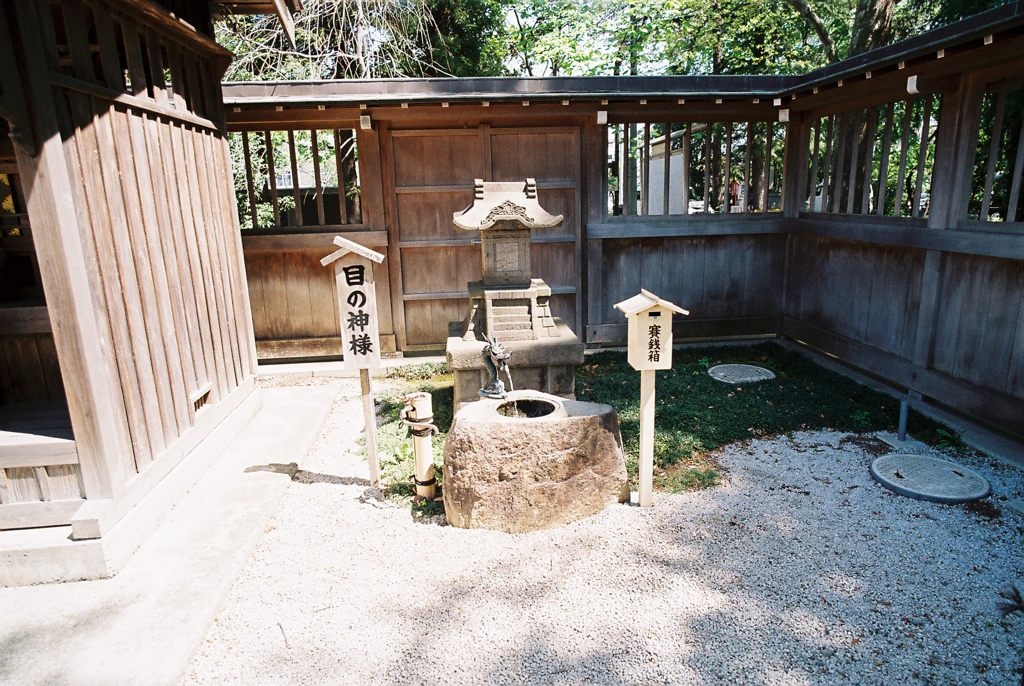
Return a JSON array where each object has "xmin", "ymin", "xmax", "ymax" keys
[
  {"xmin": 362, "ymin": 438, "xmax": 1024, "ymax": 685},
  {"xmin": 292, "ymin": 470, "xmax": 371, "ymax": 487},
  {"xmin": 244, "ymin": 463, "xmax": 372, "ymax": 487}
]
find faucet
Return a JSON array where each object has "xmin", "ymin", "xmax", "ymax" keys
[{"xmin": 479, "ymin": 334, "xmax": 512, "ymax": 399}]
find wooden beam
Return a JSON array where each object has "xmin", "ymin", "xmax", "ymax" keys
[
  {"xmin": 241, "ymin": 229, "xmax": 385, "ymax": 251},
  {"xmin": 50, "ymin": 72, "xmax": 219, "ymax": 132},
  {"xmin": 588, "ymin": 215, "xmax": 786, "ymax": 239},
  {"xmin": 0, "ymin": 306, "xmax": 51, "ymax": 335},
  {"xmin": 783, "ymin": 116, "xmax": 811, "ymax": 218},
  {"xmin": 587, "ymin": 316, "xmax": 782, "ymax": 344},
  {"xmin": 796, "ymin": 213, "xmax": 1024, "ymax": 261},
  {"xmin": 270, "ymin": 0, "xmax": 297, "ymax": 49}
]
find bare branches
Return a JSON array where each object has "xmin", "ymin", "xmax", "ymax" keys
[
  {"xmin": 216, "ymin": 0, "xmax": 439, "ymax": 81},
  {"xmin": 782, "ymin": 0, "xmax": 839, "ymax": 63}
]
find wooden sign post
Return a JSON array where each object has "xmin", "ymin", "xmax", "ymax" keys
[
  {"xmin": 322, "ymin": 236, "xmax": 386, "ymax": 486},
  {"xmin": 614, "ymin": 289, "xmax": 689, "ymax": 507}
]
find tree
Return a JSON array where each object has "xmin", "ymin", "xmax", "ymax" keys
[{"xmin": 419, "ymin": 0, "xmax": 508, "ymax": 77}]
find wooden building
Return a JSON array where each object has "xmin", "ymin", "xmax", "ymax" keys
[
  {"xmin": 224, "ymin": 3, "xmax": 1024, "ymax": 442},
  {"xmin": 0, "ymin": 0, "xmax": 296, "ymax": 584}
]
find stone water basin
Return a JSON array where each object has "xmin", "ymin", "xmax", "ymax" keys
[{"xmin": 442, "ymin": 390, "xmax": 629, "ymax": 532}]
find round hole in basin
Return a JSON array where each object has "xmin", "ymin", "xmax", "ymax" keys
[{"xmin": 496, "ymin": 398, "xmax": 558, "ymax": 418}]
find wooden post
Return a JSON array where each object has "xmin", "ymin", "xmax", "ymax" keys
[
  {"xmin": 360, "ymin": 368, "xmax": 380, "ymax": 486},
  {"xmin": 614, "ymin": 290, "xmax": 688, "ymax": 508},
  {"xmin": 639, "ymin": 368, "xmax": 656, "ymax": 507},
  {"xmin": 322, "ymin": 236, "xmax": 386, "ymax": 486}
]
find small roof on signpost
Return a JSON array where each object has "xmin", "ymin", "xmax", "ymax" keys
[
  {"xmin": 614, "ymin": 289, "xmax": 689, "ymax": 317},
  {"xmin": 320, "ymin": 235, "xmax": 386, "ymax": 266}
]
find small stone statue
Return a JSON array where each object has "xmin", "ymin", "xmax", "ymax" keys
[{"xmin": 479, "ymin": 334, "xmax": 512, "ymax": 399}]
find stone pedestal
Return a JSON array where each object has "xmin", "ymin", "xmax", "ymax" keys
[
  {"xmin": 461, "ymin": 279, "xmax": 560, "ymax": 342},
  {"xmin": 447, "ymin": 320, "xmax": 583, "ymax": 409}
]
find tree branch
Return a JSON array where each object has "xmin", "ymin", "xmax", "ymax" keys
[{"xmin": 783, "ymin": 0, "xmax": 839, "ymax": 63}]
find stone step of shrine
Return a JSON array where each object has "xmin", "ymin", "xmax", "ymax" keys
[
  {"xmin": 492, "ymin": 320, "xmax": 532, "ymax": 332},
  {"xmin": 493, "ymin": 329, "xmax": 536, "ymax": 341},
  {"xmin": 490, "ymin": 302, "xmax": 530, "ymax": 316},
  {"xmin": 491, "ymin": 315, "xmax": 532, "ymax": 325}
]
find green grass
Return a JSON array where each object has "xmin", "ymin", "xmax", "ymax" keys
[
  {"xmin": 373, "ymin": 364, "xmax": 454, "ymax": 518},
  {"xmin": 369, "ymin": 342, "xmax": 956, "ymax": 503},
  {"xmin": 575, "ymin": 343, "xmax": 953, "ymax": 492}
]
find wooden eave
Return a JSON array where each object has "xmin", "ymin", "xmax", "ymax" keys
[{"xmin": 215, "ymin": 0, "xmax": 301, "ymax": 49}]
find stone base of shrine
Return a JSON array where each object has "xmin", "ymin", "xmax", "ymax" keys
[{"xmin": 446, "ymin": 320, "xmax": 585, "ymax": 409}]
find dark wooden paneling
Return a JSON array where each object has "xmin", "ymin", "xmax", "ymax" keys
[
  {"xmin": 392, "ymin": 131, "xmax": 483, "ymax": 187},
  {"xmin": 396, "ymin": 190, "xmax": 474, "ymax": 242},
  {"xmin": 785, "ymin": 235, "xmax": 926, "ymax": 359},
  {"xmin": 385, "ymin": 126, "xmax": 583, "ymax": 346},
  {"xmin": 595, "ymin": 234, "xmax": 786, "ymax": 329},
  {"xmin": 244, "ymin": 247, "xmax": 393, "ymax": 341},
  {"xmin": 490, "ymin": 130, "xmax": 577, "ymax": 183},
  {"xmin": 0, "ymin": 334, "xmax": 64, "ymax": 405},
  {"xmin": 932, "ymin": 253, "xmax": 1024, "ymax": 397},
  {"xmin": 785, "ymin": 317, "xmax": 1024, "ymax": 440}
]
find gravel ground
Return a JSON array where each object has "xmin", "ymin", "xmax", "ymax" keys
[{"xmin": 182, "ymin": 381, "xmax": 1024, "ymax": 686}]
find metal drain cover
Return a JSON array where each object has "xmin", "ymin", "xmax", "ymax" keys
[
  {"xmin": 869, "ymin": 454, "xmax": 990, "ymax": 504},
  {"xmin": 708, "ymin": 364, "xmax": 776, "ymax": 384}
]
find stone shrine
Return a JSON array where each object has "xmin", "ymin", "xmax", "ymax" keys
[{"xmin": 446, "ymin": 179, "xmax": 585, "ymax": 408}]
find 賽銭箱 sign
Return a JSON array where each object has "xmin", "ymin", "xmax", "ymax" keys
[
  {"xmin": 614, "ymin": 289, "xmax": 689, "ymax": 372},
  {"xmin": 614, "ymin": 289, "xmax": 689, "ymax": 507}
]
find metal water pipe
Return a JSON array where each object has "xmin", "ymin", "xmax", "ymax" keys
[{"xmin": 399, "ymin": 392, "xmax": 439, "ymax": 499}]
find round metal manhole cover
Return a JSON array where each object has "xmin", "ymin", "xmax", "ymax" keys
[
  {"xmin": 707, "ymin": 364, "xmax": 776, "ymax": 384},
  {"xmin": 869, "ymin": 454, "xmax": 990, "ymax": 504}
]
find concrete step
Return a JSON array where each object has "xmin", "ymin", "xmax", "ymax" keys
[{"xmin": 494, "ymin": 330, "xmax": 536, "ymax": 341}]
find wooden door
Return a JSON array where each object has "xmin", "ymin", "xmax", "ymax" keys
[{"xmin": 383, "ymin": 125, "xmax": 582, "ymax": 350}]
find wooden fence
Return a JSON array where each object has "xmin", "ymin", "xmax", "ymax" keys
[{"xmin": 223, "ymin": 4, "xmax": 1024, "ymax": 440}]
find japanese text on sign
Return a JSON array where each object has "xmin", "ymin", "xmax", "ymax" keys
[
  {"xmin": 648, "ymin": 324, "xmax": 661, "ymax": 363},
  {"xmin": 335, "ymin": 256, "xmax": 381, "ymax": 370}
]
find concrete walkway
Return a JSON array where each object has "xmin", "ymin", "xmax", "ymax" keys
[{"xmin": 0, "ymin": 384, "xmax": 340, "ymax": 686}]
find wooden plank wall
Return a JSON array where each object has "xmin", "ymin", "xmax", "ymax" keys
[
  {"xmin": 784, "ymin": 236, "xmax": 925, "ymax": 360},
  {"xmin": 0, "ymin": 0, "xmax": 257, "ymax": 530},
  {"xmin": 244, "ymin": 246, "xmax": 395, "ymax": 357},
  {"xmin": 588, "ymin": 233, "xmax": 787, "ymax": 342},
  {"xmin": 783, "ymin": 69, "xmax": 1024, "ymax": 438},
  {"xmin": 0, "ymin": 333, "xmax": 64, "ymax": 406}
]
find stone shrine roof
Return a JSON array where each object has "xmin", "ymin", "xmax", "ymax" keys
[{"xmin": 453, "ymin": 179, "xmax": 563, "ymax": 232}]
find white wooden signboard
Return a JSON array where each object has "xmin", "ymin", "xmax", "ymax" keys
[
  {"xmin": 334, "ymin": 253, "xmax": 382, "ymax": 370},
  {"xmin": 322, "ymin": 236, "xmax": 386, "ymax": 485},
  {"xmin": 615, "ymin": 289, "xmax": 689, "ymax": 507}
]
